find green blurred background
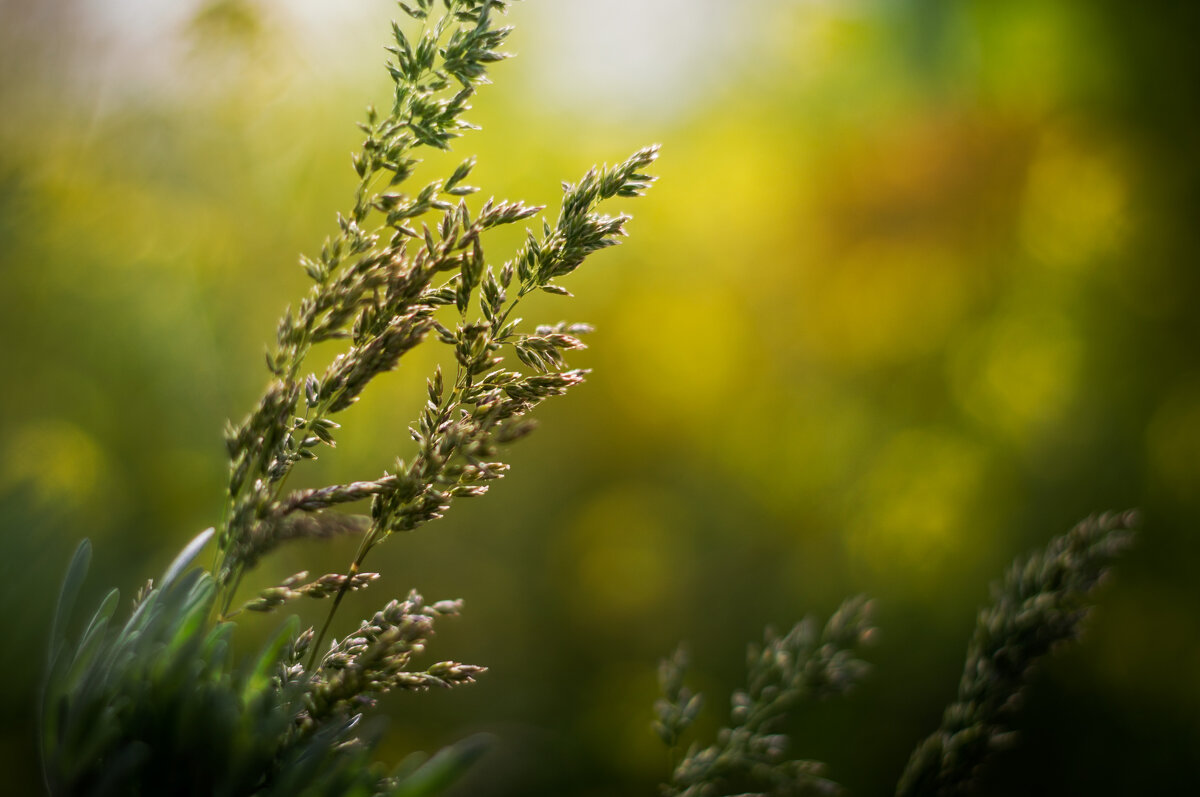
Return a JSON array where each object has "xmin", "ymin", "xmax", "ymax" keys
[{"xmin": 2, "ymin": 0, "xmax": 1199, "ymax": 794}]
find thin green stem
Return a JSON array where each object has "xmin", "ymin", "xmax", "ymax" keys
[
  {"xmin": 220, "ymin": 569, "xmax": 245, "ymax": 619},
  {"xmin": 308, "ymin": 527, "xmax": 377, "ymax": 670}
]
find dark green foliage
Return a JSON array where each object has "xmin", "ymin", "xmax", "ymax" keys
[{"xmin": 41, "ymin": 533, "xmax": 484, "ymax": 797}]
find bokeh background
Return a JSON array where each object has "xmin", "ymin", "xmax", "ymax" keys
[{"xmin": 3, "ymin": 0, "xmax": 1199, "ymax": 794}]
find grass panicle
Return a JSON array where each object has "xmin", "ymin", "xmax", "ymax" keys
[
  {"xmin": 894, "ymin": 510, "xmax": 1139, "ymax": 797},
  {"xmin": 653, "ymin": 511, "xmax": 1137, "ymax": 797},
  {"xmin": 658, "ymin": 597, "xmax": 876, "ymax": 797},
  {"xmin": 41, "ymin": 2, "xmax": 658, "ymax": 794}
]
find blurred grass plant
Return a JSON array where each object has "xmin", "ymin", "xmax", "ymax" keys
[
  {"xmin": 654, "ymin": 511, "xmax": 1137, "ymax": 796},
  {"xmin": 40, "ymin": 1, "xmax": 658, "ymax": 794}
]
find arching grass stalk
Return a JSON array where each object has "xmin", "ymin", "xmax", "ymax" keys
[
  {"xmin": 209, "ymin": 0, "xmax": 658, "ymax": 624},
  {"xmin": 42, "ymin": 2, "xmax": 660, "ymax": 794}
]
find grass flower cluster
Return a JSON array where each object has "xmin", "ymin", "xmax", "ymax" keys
[
  {"xmin": 895, "ymin": 510, "xmax": 1139, "ymax": 797},
  {"xmin": 656, "ymin": 597, "xmax": 876, "ymax": 796},
  {"xmin": 653, "ymin": 512, "xmax": 1137, "ymax": 796},
  {"xmin": 41, "ymin": 2, "xmax": 658, "ymax": 794}
]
